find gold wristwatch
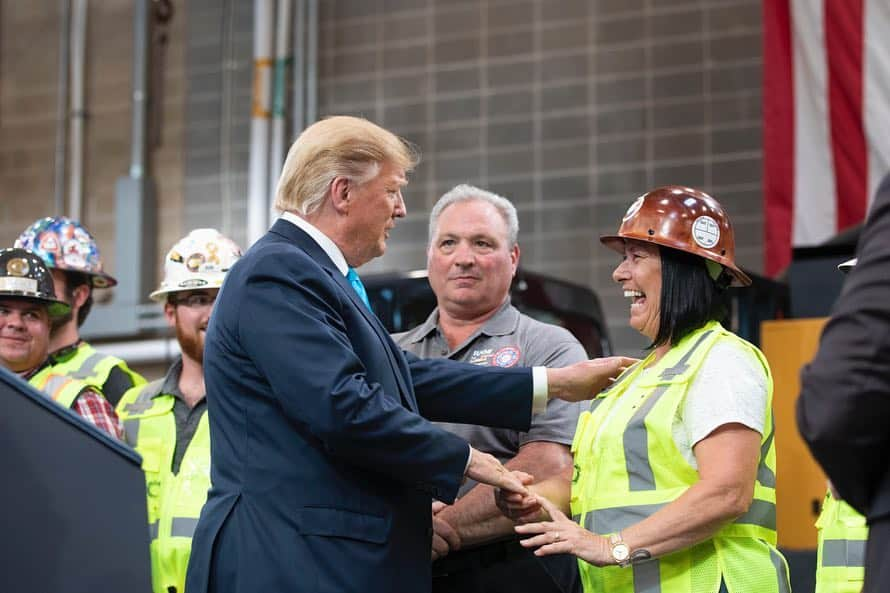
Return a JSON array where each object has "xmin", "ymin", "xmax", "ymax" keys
[{"xmin": 609, "ymin": 532, "xmax": 631, "ymax": 567}]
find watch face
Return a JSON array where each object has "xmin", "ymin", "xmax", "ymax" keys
[{"xmin": 612, "ymin": 543, "xmax": 630, "ymax": 562}]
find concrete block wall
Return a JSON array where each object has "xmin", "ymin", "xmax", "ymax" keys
[
  {"xmin": 0, "ymin": 0, "xmax": 187, "ymax": 294},
  {"xmin": 315, "ymin": 0, "xmax": 764, "ymax": 353},
  {"xmin": 1, "ymin": 0, "xmax": 764, "ymax": 355}
]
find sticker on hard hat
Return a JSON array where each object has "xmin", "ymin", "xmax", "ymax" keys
[
  {"xmin": 692, "ymin": 216, "xmax": 720, "ymax": 249},
  {"xmin": 38, "ymin": 233, "xmax": 60, "ymax": 253},
  {"xmin": 7, "ymin": 258, "xmax": 30, "ymax": 277},
  {"xmin": 0, "ymin": 277, "xmax": 38, "ymax": 294},
  {"xmin": 186, "ymin": 252, "xmax": 206, "ymax": 272},
  {"xmin": 623, "ymin": 196, "xmax": 645, "ymax": 221},
  {"xmin": 178, "ymin": 278, "xmax": 208, "ymax": 288}
]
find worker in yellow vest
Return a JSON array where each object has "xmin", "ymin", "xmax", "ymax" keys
[
  {"xmin": 16, "ymin": 216, "xmax": 145, "ymax": 406},
  {"xmin": 813, "ymin": 257, "xmax": 868, "ymax": 593},
  {"xmin": 497, "ymin": 187, "xmax": 791, "ymax": 593},
  {"xmin": 117, "ymin": 229, "xmax": 241, "ymax": 593},
  {"xmin": 0, "ymin": 247, "xmax": 123, "ymax": 439}
]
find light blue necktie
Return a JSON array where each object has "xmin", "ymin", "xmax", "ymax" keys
[{"xmin": 346, "ymin": 267, "xmax": 371, "ymax": 310}]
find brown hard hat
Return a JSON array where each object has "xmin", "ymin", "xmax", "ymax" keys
[{"xmin": 600, "ymin": 185, "xmax": 751, "ymax": 286}]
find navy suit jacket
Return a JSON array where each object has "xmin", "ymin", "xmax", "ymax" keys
[{"xmin": 185, "ymin": 219, "xmax": 534, "ymax": 593}]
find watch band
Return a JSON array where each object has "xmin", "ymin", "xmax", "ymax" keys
[{"xmin": 609, "ymin": 532, "xmax": 632, "ymax": 567}]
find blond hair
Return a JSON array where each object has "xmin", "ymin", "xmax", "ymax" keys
[{"xmin": 274, "ymin": 116, "xmax": 420, "ymax": 215}]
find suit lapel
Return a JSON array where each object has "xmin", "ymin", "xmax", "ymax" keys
[{"xmin": 268, "ymin": 220, "xmax": 419, "ymax": 412}]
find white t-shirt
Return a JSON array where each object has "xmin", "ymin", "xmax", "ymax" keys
[
  {"xmin": 673, "ymin": 340, "xmax": 768, "ymax": 469},
  {"xmin": 610, "ymin": 340, "xmax": 768, "ymax": 471}
]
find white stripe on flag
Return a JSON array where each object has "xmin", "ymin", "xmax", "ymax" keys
[
  {"xmin": 791, "ymin": 0, "xmax": 836, "ymax": 246},
  {"xmin": 865, "ymin": 0, "xmax": 890, "ymax": 212}
]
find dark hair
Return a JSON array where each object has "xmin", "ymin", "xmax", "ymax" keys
[
  {"xmin": 650, "ymin": 246, "xmax": 729, "ymax": 348},
  {"xmin": 64, "ymin": 271, "xmax": 93, "ymax": 327}
]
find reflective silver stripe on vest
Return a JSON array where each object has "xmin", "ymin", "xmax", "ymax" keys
[
  {"xmin": 149, "ymin": 520, "xmax": 159, "ymax": 540},
  {"xmin": 123, "ymin": 382, "xmax": 161, "ymax": 414},
  {"xmin": 757, "ymin": 417, "xmax": 777, "ymax": 488},
  {"xmin": 770, "ymin": 546, "xmax": 792, "ymax": 593},
  {"xmin": 735, "ymin": 499, "xmax": 777, "ymax": 531},
  {"xmin": 821, "ymin": 539, "xmax": 866, "ymax": 568},
  {"xmin": 624, "ymin": 331, "xmax": 714, "ymax": 491},
  {"xmin": 171, "ymin": 517, "xmax": 200, "ymax": 538},
  {"xmin": 42, "ymin": 375, "xmax": 71, "ymax": 400},
  {"xmin": 624, "ymin": 385, "xmax": 669, "ymax": 490},
  {"xmin": 123, "ymin": 419, "xmax": 140, "ymax": 446},
  {"xmin": 69, "ymin": 351, "xmax": 107, "ymax": 381},
  {"xmin": 583, "ymin": 503, "xmax": 666, "ymax": 534},
  {"xmin": 632, "ymin": 560, "xmax": 662, "ymax": 593}
]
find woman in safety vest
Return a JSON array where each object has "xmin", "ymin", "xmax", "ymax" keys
[{"xmin": 498, "ymin": 186, "xmax": 791, "ymax": 593}]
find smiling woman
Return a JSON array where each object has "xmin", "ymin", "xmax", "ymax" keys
[{"xmin": 500, "ymin": 186, "xmax": 791, "ymax": 593}]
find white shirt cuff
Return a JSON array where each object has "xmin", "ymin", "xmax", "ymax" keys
[
  {"xmin": 464, "ymin": 445, "xmax": 473, "ymax": 475},
  {"xmin": 531, "ymin": 366, "xmax": 548, "ymax": 416}
]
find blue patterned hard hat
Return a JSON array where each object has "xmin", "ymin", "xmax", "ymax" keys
[{"xmin": 15, "ymin": 217, "xmax": 117, "ymax": 288}]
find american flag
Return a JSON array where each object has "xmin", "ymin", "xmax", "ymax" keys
[{"xmin": 763, "ymin": 0, "xmax": 890, "ymax": 276}]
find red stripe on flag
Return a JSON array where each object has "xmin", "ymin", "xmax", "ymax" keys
[
  {"xmin": 763, "ymin": 0, "xmax": 795, "ymax": 277},
  {"xmin": 826, "ymin": 0, "xmax": 868, "ymax": 230}
]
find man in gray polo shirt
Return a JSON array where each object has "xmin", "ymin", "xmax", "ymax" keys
[{"xmin": 393, "ymin": 184, "xmax": 585, "ymax": 593}]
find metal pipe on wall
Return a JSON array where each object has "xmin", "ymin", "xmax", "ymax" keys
[
  {"xmin": 269, "ymin": 0, "xmax": 292, "ymax": 205},
  {"xmin": 291, "ymin": 0, "xmax": 306, "ymax": 138},
  {"xmin": 267, "ymin": 0, "xmax": 292, "ymax": 225},
  {"xmin": 68, "ymin": 0, "xmax": 87, "ymax": 221},
  {"xmin": 247, "ymin": 0, "xmax": 275, "ymax": 245},
  {"xmin": 130, "ymin": 0, "xmax": 150, "ymax": 180},
  {"xmin": 97, "ymin": 337, "xmax": 181, "ymax": 366},
  {"xmin": 306, "ymin": 0, "xmax": 318, "ymax": 125},
  {"xmin": 53, "ymin": 0, "xmax": 72, "ymax": 216}
]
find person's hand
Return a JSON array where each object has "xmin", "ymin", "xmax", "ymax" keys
[
  {"xmin": 431, "ymin": 501, "xmax": 461, "ymax": 561},
  {"xmin": 546, "ymin": 356, "xmax": 639, "ymax": 402},
  {"xmin": 495, "ymin": 475, "xmax": 544, "ymax": 524},
  {"xmin": 514, "ymin": 496, "xmax": 612, "ymax": 566},
  {"xmin": 465, "ymin": 448, "xmax": 530, "ymax": 496}
]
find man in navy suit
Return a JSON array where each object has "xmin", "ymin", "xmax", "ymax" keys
[{"xmin": 185, "ymin": 116, "xmax": 633, "ymax": 593}]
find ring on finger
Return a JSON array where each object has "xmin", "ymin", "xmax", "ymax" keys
[{"xmin": 553, "ymin": 532, "xmax": 561, "ymax": 542}]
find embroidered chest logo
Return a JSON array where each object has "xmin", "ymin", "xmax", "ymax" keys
[
  {"xmin": 468, "ymin": 348, "xmax": 494, "ymax": 365},
  {"xmin": 492, "ymin": 346, "xmax": 520, "ymax": 367}
]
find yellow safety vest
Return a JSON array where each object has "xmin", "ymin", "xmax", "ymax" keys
[
  {"xmin": 815, "ymin": 492, "xmax": 868, "ymax": 593},
  {"xmin": 570, "ymin": 321, "xmax": 790, "ymax": 593},
  {"xmin": 49, "ymin": 341, "xmax": 145, "ymax": 400},
  {"xmin": 29, "ymin": 366, "xmax": 96, "ymax": 409},
  {"xmin": 117, "ymin": 379, "xmax": 211, "ymax": 593}
]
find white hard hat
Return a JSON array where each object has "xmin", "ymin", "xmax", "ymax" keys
[
  {"xmin": 838, "ymin": 258, "xmax": 857, "ymax": 274},
  {"xmin": 150, "ymin": 228, "xmax": 242, "ymax": 302}
]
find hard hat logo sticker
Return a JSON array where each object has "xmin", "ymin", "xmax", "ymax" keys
[
  {"xmin": 7, "ymin": 258, "xmax": 30, "ymax": 277},
  {"xmin": 186, "ymin": 253, "xmax": 206, "ymax": 272},
  {"xmin": 692, "ymin": 216, "xmax": 720, "ymax": 249}
]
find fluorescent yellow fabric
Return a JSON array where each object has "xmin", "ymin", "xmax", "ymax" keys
[
  {"xmin": 570, "ymin": 321, "xmax": 790, "ymax": 593},
  {"xmin": 815, "ymin": 492, "xmax": 867, "ymax": 593},
  {"xmin": 117, "ymin": 380, "xmax": 211, "ymax": 593},
  {"xmin": 29, "ymin": 366, "xmax": 92, "ymax": 409},
  {"xmin": 49, "ymin": 341, "xmax": 145, "ymax": 394}
]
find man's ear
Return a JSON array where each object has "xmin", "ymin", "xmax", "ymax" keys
[
  {"xmin": 163, "ymin": 301, "xmax": 177, "ymax": 328},
  {"xmin": 72, "ymin": 284, "xmax": 91, "ymax": 310},
  {"xmin": 330, "ymin": 176, "xmax": 351, "ymax": 214}
]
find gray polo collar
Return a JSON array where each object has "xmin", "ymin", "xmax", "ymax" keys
[
  {"xmin": 407, "ymin": 298, "xmax": 519, "ymax": 343},
  {"xmin": 145, "ymin": 356, "xmax": 185, "ymax": 400}
]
